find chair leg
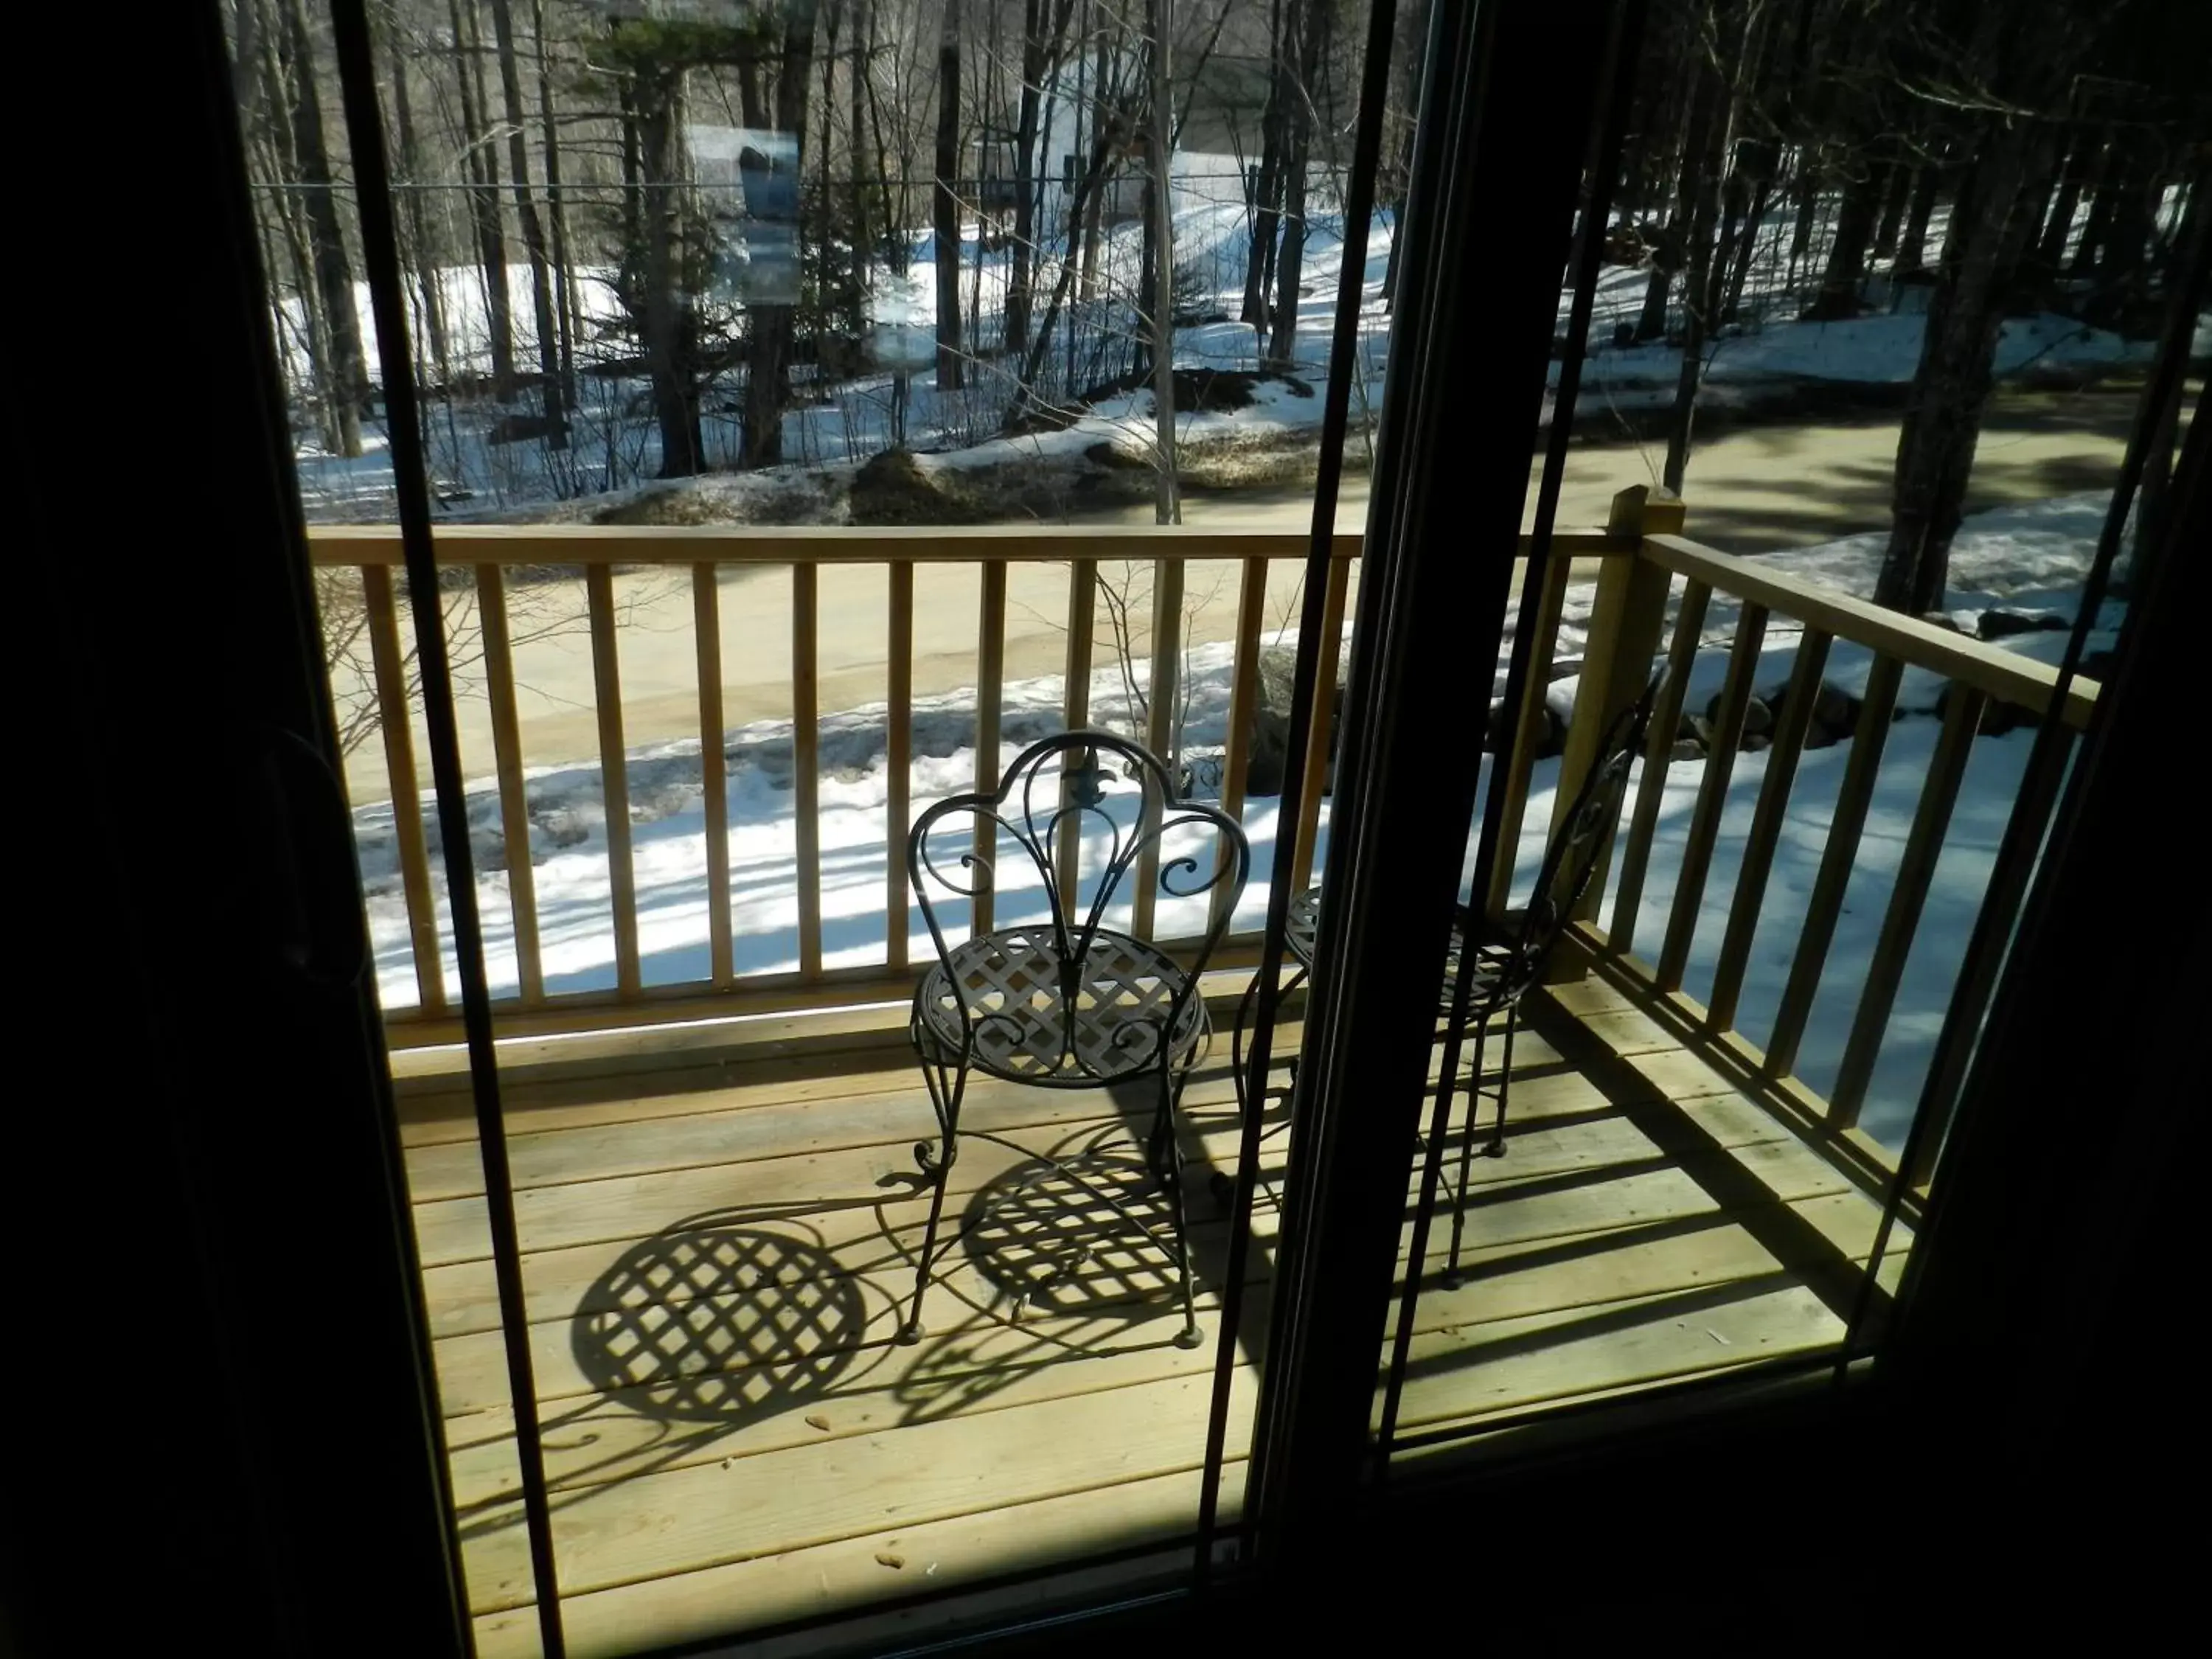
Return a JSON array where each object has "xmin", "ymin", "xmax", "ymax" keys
[
  {"xmin": 1230, "ymin": 969, "xmax": 1265, "ymax": 1129},
  {"xmin": 1485, "ymin": 1001, "xmax": 1518, "ymax": 1158},
  {"xmin": 1158, "ymin": 1061, "xmax": 1205, "ymax": 1349},
  {"xmin": 1444, "ymin": 1007, "xmax": 1492, "ymax": 1281},
  {"xmin": 900, "ymin": 1048, "xmax": 967, "ymax": 1344}
]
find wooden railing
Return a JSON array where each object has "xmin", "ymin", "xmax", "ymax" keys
[
  {"xmin": 318, "ymin": 491, "xmax": 2092, "ymax": 1186},
  {"xmin": 1492, "ymin": 489, "xmax": 2100, "ymax": 1190},
  {"xmin": 310, "ymin": 519, "xmax": 1634, "ymax": 1046}
]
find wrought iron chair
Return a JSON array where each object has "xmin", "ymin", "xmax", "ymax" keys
[
  {"xmin": 902, "ymin": 729, "xmax": 1251, "ymax": 1349},
  {"xmin": 1230, "ymin": 678, "xmax": 1662, "ymax": 1267},
  {"xmin": 1444, "ymin": 683, "xmax": 1658, "ymax": 1155}
]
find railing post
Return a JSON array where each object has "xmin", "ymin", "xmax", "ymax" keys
[{"xmin": 1541, "ymin": 487, "xmax": 1678, "ymax": 970}]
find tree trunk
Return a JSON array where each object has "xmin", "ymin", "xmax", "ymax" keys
[
  {"xmin": 449, "ymin": 0, "xmax": 515, "ymax": 397},
  {"xmin": 849, "ymin": 0, "xmax": 872, "ymax": 324},
  {"xmin": 635, "ymin": 69, "xmax": 703, "ymax": 476},
  {"xmin": 1005, "ymin": 1, "xmax": 1044, "ymax": 358},
  {"xmin": 390, "ymin": 43, "xmax": 453, "ymax": 388},
  {"xmin": 1785, "ymin": 153, "xmax": 1819, "ymax": 290},
  {"xmin": 1015, "ymin": 100, "xmax": 1117, "ymax": 403},
  {"xmin": 1871, "ymin": 154, "xmax": 1912, "ymax": 263},
  {"xmin": 1265, "ymin": 0, "xmax": 1326, "ymax": 373},
  {"xmin": 2036, "ymin": 137, "xmax": 2090, "ymax": 268},
  {"xmin": 1895, "ymin": 151, "xmax": 1942, "ymax": 271},
  {"xmin": 933, "ymin": 1, "xmax": 964, "ymax": 391},
  {"xmin": 488, "ymin": 0, "xmax": 566, "ymax": 445},
  {"xmin": 2066, "ymin": 133, "xmax": 2118, "ymax": 276},
  {"xmin": 821, "ymin": 4, "xmax": 841, "ymax": 336},
  {"xmin": 1079, "ymin": 21, "xmax": 1110, "ymax": 302},
  {"xmin": 1663, "ymin": 55, "xmax": 1731, "ymax": 493},
  {"xmin": 863, "ymin": 1, "xmax": 902, "ymax": 277},
  {"xmin": 240, "ymin": 1, "xmax": 335, "ymax": 448},
  {"xmin": 1147, "ymin": 0, "xmax": 1178, "ymax": 524},
  {"xmin": 530, "ymin": 0, "xmax": 579, "ymax": 414},
  {"xmin": 1877, "ymin": 128, "xmax": 2056, "ymax": 613},
  {"xmin": 744, "ymin": 17, "xmax": 817, "ymax": 470},
  {"xmin": 1804, "ymin": 157, "xmax": 1882, "ymax": 321},
  {"xmin": 277, "ymin": 0, "xmax": 366, "ymax": 456},
  {"xmin": 1636, "ymin": 223, "xmax": 1677, "ymax": 341},
  {"xmin": 1722, "ymin": 170, "xmax": 1773, "ymax": 323},
  {"xmin": 2096, "ymin": 136, "xmax": 2158, "ymax": 306},
  {"xmin": 1242, "ymin": 0, "xmax": 1292, "ymax": 330}
]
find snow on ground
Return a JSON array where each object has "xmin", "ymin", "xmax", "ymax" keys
[
  {"xmin": 286, "ymin": 160, "xmax": 2192, "ymax": 521},
  {"xmin": 1560, "ymin": 311, "xmax": 2151, "ymax": 419},
  {"xmin": 359, "ymin": 491, "xmax": 2117, "ymax": 1153},
  {"xmin": 291, "ymin": 164, "xmax": 1396, "ymax": 518}
]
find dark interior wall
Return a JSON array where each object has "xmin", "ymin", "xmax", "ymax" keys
[{"xmin": 7, "ymin": 6, "xmax": 466, "ymax": 1655}]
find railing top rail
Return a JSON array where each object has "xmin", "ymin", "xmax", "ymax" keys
[
  {"xmin": 1640, "ymin": 532, "xmax": 2099, "ymax": 730},
  {"xmin": 304, "ymin": 522, "xmax": 1638, "ymax": 568}
]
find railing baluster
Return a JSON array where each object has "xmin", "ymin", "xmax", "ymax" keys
[
  {"xmin": 886, "ymin": 561, "xmax": 914, "ymax": 971},
  {"xmin": 973, "ymin": 563, "xmax": 1007, "ymax": 938},
  {"xmin": 586, "ymin": 566, "xmax": 641, "ymax": 996},
  {"xmin": 1609, "ymin": 577, "xmax": 1710, "ymax": 958},
  {"xmin": 1707, "ymin": 627, "xmax": 1832, "ymax": 1030},
  {"xmin": 475, "ymin": 564, "xmax": 542, "ymax": 1004},
  {"xmin": 362, "ymin": 563, "xmax": 446, "ymax": 1014},
  {"xmin": 1213, "ymin": 556, "xmax": 1269, "ymax": 935},
  {"xmin": 1134, "ymin": 555, "xmax": 1186, "ymax": 941},
  {"xmin": 1290, "ymin": 554, "xmax": 1352, "ymax": 897},
  {"xmin": 793, "ymin": 564, "xmax": 822, "ymax": 978},
  {"xmin": 1828, "ymin": 684, "xmax": 1984, "ymax": 1129},
  {"xmin": 1484, "ymin": 548, "xmax": 1575, "ymax": 920},
  {"xmin": 1656, "ymin": 600, "xmax": 1769, "ymax": 991},
  {"xmin": 1767, "ymin": 653, "xmax": 1905, "ymax": 1079},
  {"xmin": 1056, "ymin": 560, "xmax": 1097, "ymax": 922},
  {"xmin": 694, "ymin": 564, "xmax": 734, "ymax": 988}
]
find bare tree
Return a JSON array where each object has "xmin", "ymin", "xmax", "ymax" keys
[
  {"xmin": 934, "ymin": 0, "xmax": 965, "ymax": 389},
  {"xmin": 450, "ymin": 0, "xmax": 518, "ymax": 397},
  {"xmin": 276, "ymin": 0, "xmax": 370, "ymax": 456},
  {"xmin": 1877, "ymin": 2, "xmax": 2084, "ymax": 612},
  {"xmin": 488, "ymin": 0, "xmax": 567, "ymax": 442}
]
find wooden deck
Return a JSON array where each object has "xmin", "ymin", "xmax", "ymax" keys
[{"xmin": 394, "ymin": 967, "xmax": 1907, "ymax": 1658}]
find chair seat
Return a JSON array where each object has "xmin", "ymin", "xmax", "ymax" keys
[
  {"xmin": 1440, "ymin": 908, "xmax": 1520, "ymax": 1016},
  {"xmin": 915, "ymin": 925, "xmax": 1208, "ymax": 1085},
  {"xmin": 1286, "ymin": 888, "xmax": 1520, "ymax": 1013}
]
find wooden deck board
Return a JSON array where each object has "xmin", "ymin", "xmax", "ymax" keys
[{"xmin": 404, "ymin": 981, "xmax": 1900, "ymax": 1655}]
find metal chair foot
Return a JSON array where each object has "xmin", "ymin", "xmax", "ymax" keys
[
  {"xmin": 1175, "ymin": 1324, "xmax": 1206, "ymax": 1349},
  {"xmin": 897, "ymin": 1321, "xmax": 924, "ymax": 1344},
  {"xmin": 1209, "ymin": 1171, "xmax": 1235, "ymax": 1208},
  {"xmin": 1483, "ymin": 1140, "xmax": 1508, "ymax": 1159}
]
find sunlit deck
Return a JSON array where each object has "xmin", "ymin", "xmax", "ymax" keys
[{"xmin": 395, "ymin": 956, "xmax": 1905, "ymax": 1658}]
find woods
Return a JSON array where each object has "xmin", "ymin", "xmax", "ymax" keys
[{"xmin": 231, "ymin": 1, "xmax": 2204, "ymax": 610}]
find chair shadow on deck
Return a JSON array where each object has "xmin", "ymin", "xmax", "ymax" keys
[
  {"xmin": 570, "ymin": 1211, "xmax": 873, "ymax": 1422},
  {"xmin": 452, "ymin": 1093, "xmax": 1239, "ymax": 1545}
]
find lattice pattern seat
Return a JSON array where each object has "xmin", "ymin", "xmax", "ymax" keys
[
  {"xmin": 1439, "ymin": 908, "xmax": 1516, "ymax": 1015},
  {"xmin": 1284, "ymin": 889, "xmax": 1511, "ymax": 1012},
  {"xmin": 917, "ymin": 925, "xmax": 1208, "ymax": 1084}
]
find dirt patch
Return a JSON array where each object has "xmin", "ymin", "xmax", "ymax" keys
[
  {"xmin": 849, "ymin": 448, "xmax": 993, "ymax": 525},
  {"xmin": 593, "ymin": 487, "xmax": 745, "ymax": 526}
]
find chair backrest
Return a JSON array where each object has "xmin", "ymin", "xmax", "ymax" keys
[
  {"xmin": 908, "ymin": 728, "xmax": 1251, "ymax": 1006},
  {"xmin": 1492, "ymin": 671, "xmax": 1665, "ymax": 1001}
]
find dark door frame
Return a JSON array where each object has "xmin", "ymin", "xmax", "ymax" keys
[{"xmin": 10, "ymin": 4, "xmax": 469, "ymax": 1654}]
